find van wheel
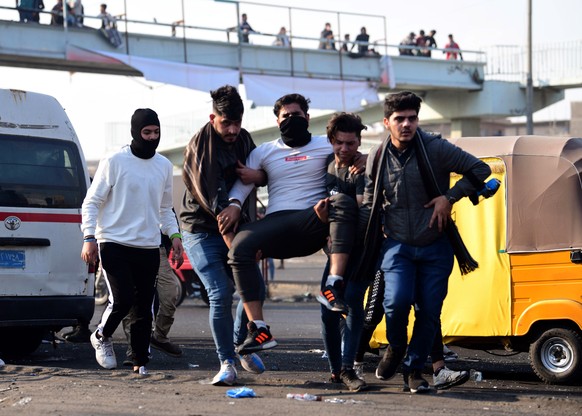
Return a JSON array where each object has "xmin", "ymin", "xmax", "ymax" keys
[
  {"xmin": 529, "ymin": 328, "xmax": 582, "ymax": 384},
  {"xmin": 0, "ymin": 328, "xmax": 46, "ymax": 357}
]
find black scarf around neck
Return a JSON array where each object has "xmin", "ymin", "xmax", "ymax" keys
[{"xmin": 413, "ymin": 131, "xmax": 478, "ymax": 275}]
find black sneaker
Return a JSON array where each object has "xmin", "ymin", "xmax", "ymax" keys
[
  {"xmin": 235, "ymin": 322, "xmax": 277, "ymax": 355},
  {"xmin": 340, "ymin": 368, "xmax": 368, "ymax": 392},
  {"xmin": 330, "ymin": 372, "xmax": 342, "ymax": 384},
  {"xmin": 404, "ymin": 369, "xmax": 431, "ymax": 394},
  {"xmin": 316, "ymin": 281, "xmax": 348, "ymax": 313},
  {"xmin": 150, "ymin": 337, "xmax": 183, "ymax": 358},
  {"xmin": 375, "ymin": 346, "xmax": 405, "ymax": 380}
]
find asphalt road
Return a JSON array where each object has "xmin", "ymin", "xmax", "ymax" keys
[{"xmin": 1, "ymin": 298, "xmax": 581, "ymax": 416}]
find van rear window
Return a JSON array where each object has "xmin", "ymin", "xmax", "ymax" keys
[{"xmin": 0, "ymin": 135, "xmax": 87, "ymax": 208}]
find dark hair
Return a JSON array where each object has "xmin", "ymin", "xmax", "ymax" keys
[
  {"xmin": 210, "ymin": 85, "xmax": 244, "ymax": 121},
  {"xmin": 272, "ymin": 93, "xmax": 310, "ymax": 117},
  {"xmin": 326, "ymin": 112, "xmax": 367, "ymax": 143},
  {"xmin": 383, "ymin": 91, "xmax": 422, "ymax": 118}
]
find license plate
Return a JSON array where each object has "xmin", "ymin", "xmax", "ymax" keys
[{"xmin": 0, "ymin": 250, "xmax": 25, "ymax": 268}]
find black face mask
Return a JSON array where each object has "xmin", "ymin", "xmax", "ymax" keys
[
  {"xmin": 279, "ymin": 116, "xmax": 311, "ymax": 148},
  {"xmin": 130, "ymin": 136, "xmax": 160, "ymax": 159},
  {"xmin": 129, "ymin": 108, "xmax": 160, "ymax": 159}
]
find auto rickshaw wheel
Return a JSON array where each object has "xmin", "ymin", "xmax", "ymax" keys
[{"xmin": 529, "ymin": 328, "xmax": 582, "ymax": 384}]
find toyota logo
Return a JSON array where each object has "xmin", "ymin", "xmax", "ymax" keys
[{"xmin": 4, "ymin": 216, "xmax": 21, "ymax": 231}]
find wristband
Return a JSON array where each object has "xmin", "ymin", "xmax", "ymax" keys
[
  {"xmin": 170, "ymin": 233, "xmax": 182, "ymax": 240},
  {"xmin": 84, "ymin": 237, "xmax": 97, "ymax": 243},
  {"xmin": 228, "ymin": 202, "xmax": 242, "ymax": 210}
]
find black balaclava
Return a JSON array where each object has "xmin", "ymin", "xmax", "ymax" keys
[
  {"xmin": 279, "ymin": 116, "xmax": 311, "ymax": 148},
  {"xmin": 130, "ymin": 108, "xmax": 160, "ymax": 159}
]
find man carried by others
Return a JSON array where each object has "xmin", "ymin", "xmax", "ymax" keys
[{"xmin": 219, "ymin": 93, "xmax": 362, "ymax": 356}]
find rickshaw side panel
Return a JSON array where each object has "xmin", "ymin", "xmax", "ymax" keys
[
  {"xmin": 511, "ymin": 251, "xmax": 582, "ymax": 336},
  {"xmin": 441, "ymin": 162, "xmax": 512, "ymax": 338}
]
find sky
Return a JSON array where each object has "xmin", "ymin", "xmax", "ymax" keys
[{"xmin": 1, "ymin": 0, "xmax": 582, "ymax": 160}]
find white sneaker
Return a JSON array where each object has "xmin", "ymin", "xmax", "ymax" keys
[
  {"xmin": 237, "ymin": 353, "xmax": 265, "ymax": 374},
  {"xmin": 353, "ymin": 361, "xmax": 365, "ymax": 380},
  {"xmin": 211, "ymin": 359, "xmax": 237, "ymax": 386},
  {"xmin": 0, "ymin": 357, "xmax": 5, "ymax": 368},
  {"xmin": 433, "ymin": 366, "xmax": 469, "ymax": 390},
  {"xmin": 134, "ymin": 366, "xmax": 148, "ymax": 376},
  {"xmin": 90, "ymin": 330, "xmax": 117, "ymax": 369}
]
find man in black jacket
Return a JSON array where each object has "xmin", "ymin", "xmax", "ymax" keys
[{"xmin": 359, "ymin": 91, "xmax": 490, "ymax": 393}]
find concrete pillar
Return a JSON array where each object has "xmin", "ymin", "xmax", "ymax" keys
[
  {"xmin": 570, "ymin": 102, "xmax": 582, "ymax": 137},
  {"xmin": 450, "ymin": 118, "xmax": 481, "ymax": 138}
]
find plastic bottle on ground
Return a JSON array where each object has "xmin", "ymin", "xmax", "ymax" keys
[
  {"xmin": 286, "ymin": 393, "xmax": 322, "ymax": 401},
  {"xmin": 469, "ymin": 369, "xmax": 483, "ymax": 381}
]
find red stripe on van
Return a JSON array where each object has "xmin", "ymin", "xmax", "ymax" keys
[{"xmin": 0, "ymin": 212, "xmax": 81, "ymax": 223}]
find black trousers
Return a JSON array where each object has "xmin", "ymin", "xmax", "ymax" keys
[
  {"xmin": 229, "ymin": 193, "xmax": 357, "ymax": 302},
  {"xmin": 99, "ymin": 242, "xmax": 159, "ymax": 366}
]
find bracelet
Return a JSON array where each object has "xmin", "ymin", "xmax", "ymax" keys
[
  {"xmin": 228, "ymin": 202, "xmax": 241, "ymax": 210},
  {"xmin": 84, "ymin": 237, "xmax": 97, "ymax": 243},
  {"xmin": 170, "ymin": 233, "xmax": 182, "ymax": 240}
]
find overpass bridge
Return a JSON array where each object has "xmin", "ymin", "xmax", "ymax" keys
[{"xmin": 1, "ymin": 4, "xmax": 581, "ymax": 165}]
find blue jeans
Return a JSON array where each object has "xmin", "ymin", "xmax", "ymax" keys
[
  {"xmin": 380, "ymin": 236, "xmax": 453, "ymax": 371},
  {"xmin": 320, "ymin": 262, "xmax": 369, "ymax": 374},
  {"xmin": 182, "ymin": 231, "xmax": 262, "ymax": 362}
]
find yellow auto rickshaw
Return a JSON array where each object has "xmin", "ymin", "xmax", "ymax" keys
[{"xmin": 371, "ymin": 135, "xmax": 582, "ymax": 384}]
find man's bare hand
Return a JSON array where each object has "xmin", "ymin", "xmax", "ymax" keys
[
  {"xmin": 222, "ymin": 232, "xmax": 235, "ymax": 249},
  {"xmin": 314, "ymin": 198, "xmax": 330, "ymax": 223},
  {"xmin": 425, "ymin": 195, "xmax": 452, "ymax": 232},
  {"xmin": 350, "ymin": 152, "xmax": 367, "ymax": 174},
  {"xmin": 217, "ymin": 205, "xmax": 241, "ymax": 234},
  {"xmin": 236, "ymin": 161, "xmax": 267, "ymax": 186},
  {"xmin": 170, "ymin": 238, "xmax": 184, "ymax": 268},
  {"xmin": 81, "ymin": 241, "xmax": 98, "ymax": 265}
]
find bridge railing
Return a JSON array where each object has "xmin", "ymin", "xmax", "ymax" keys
[
  {"xmin": 0, "ymin": 2, "xmax": 486, "ymax": 64},
  {"xmin": 483, "ymin": 41, "xmax": 582, "ymax": 86}
]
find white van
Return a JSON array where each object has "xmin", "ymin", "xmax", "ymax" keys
[{"xmin": 0, "ymin": 89, "xmax": 94, "ymax": 356}]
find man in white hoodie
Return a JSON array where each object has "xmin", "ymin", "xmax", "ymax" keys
[{"xmin": 81, "ymin": 108, "xmax": 183, "ymax": 375}]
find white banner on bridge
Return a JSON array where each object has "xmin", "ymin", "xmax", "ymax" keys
[
  {"xmin": 243, "ymin": 74, "xmax": 380, "ymax": 111},
  {"xmin": 66, "ymin": 45, "xmax": 239, "ymax": 92},
  {"xmin": 66, "ymin": 46, "xmax": 380, "ymax": 110}
]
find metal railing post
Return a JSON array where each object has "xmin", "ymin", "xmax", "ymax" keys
[
  {"xmin": 181, "ymin": 0, "xmax": 187, "ymax": 63},
  {"xmin": 526, "ymin": 0, "xmax": 533, "ymax": 134},
  {"xmin": 288, "ymin": 6, "xmax": 294, "ymax": 77},
  {"xmin": 336, "ymin": 11, "xmax": 343, "ymax": 81},
  {"xmin": 123, "ymin": 0, "xmax": 129, "ymax": 55}
]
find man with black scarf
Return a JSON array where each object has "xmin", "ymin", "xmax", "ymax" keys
[
  {"xmin": 219, "ymin": 93, "xmax": 359, "ymax": 356},
  {"xmin": 81, "ymin": 108, "xmax": 183, "ymax": 375},
  {"xmin": 357, "ymin": 91, "xmax": 490, "ymax": 393},
  {"xmin": 180, "ymin": 85, "xmax": 267, "ymax": 386}
]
